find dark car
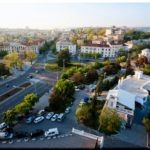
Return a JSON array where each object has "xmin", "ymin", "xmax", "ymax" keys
[
  {"xmin": 26, "ymin": 115, "xmax": 36, "ymax": 124},
  {"xmin": 30, "ymin": 129, "xmax": 44, "ymax": 137},
  {"xmin": 2, "ymin": 127, "xmax": 13, "ymax": 133},
  {"xmin": 14, "ymin": 131, "xmax": 30, "ymax": 138}
]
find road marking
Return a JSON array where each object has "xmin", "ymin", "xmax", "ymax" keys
[{"xmin": 1, "ymin": 141, "xmax": 7, "ymax": 144}]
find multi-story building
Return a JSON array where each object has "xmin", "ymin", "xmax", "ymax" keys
[
  {"xmin": 103, "ymin": 70, "xmax": 150, "ymax": 126},
  {"xmin": 56, "ymin": 40, "xmax": 76, "ymax": 55},
  {"xmin": 0, "ymin": 39, "xmax": 45, "ymax": 54},
  {"xmin": 81, "ymin": 43, "xmax": 128, "ymax": 58}
]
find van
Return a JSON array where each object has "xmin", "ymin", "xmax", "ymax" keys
[
  {"xmin": 57, "ymin": 113, "xmax": 65, "ymax": 122},
  {"xmin": 44, "ymin": 128, "xmax": 59, "ymax": 137}
]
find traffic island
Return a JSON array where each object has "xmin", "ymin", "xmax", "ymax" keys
[{"xmin": 0, "ymin": 82, "xmax": 31, "ymax": 102}]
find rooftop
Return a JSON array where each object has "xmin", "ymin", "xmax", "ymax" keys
[
  {"xmin": 82, "ymin": 43, "xmax": 110, "ymax": 47},
  {"xmin": 119, "ymin": 76, "xmax": 149, "ymax": 97}
]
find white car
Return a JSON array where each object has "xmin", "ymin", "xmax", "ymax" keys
[
  {"xmin": 34, "ymin": 116, "xmax": 44, "ymax": 123},
  {"xmin": 75, "ymin": 88, "xmax": 80, "ymax": 92},
  {"xmin": 46, "ymin": 112, "xmax": 54, "ymax": 120},
  {"xmin": 0, "ymin": 122, "xmax": 9, "ymax": 130},
  {"xmin": 65, "ymin": 107, "xmax": 71, "ymax": 114},
  {"xmin": 45, "ymin": 128, "xmax": 59, "ymax": 137},
  {"xmin": 51, "ymin": 114, "xmax": 59, "ymax": 122}
]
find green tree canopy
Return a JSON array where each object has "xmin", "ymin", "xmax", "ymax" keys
[
  {"xmin": 2, "ymin": 109, "xmax": 17, "ymax": 125},
  {"xmin": 56, "ymin": 79, "xmax": 75, "ymax": 97},
  {"xmin": 26, "ymin": 51, "xmax": 38, "ymax": 65},
  {"xmin": 24, "ymin": 93, "xmax": 39, "ymax": 106},
  {"xmin": 99, "ymin": 108, "xmax": 122, "ymax": 135},
  {"xmin": 57, "ymin": 49, "xmax": 70, "ymax": 67},
  {"xmin": 86, "ymin": 68, "xmax": 98, "ymax": 83},
  {"xmin": 3, "ymin": 52, "xmax": 19, "ymax": 69}
]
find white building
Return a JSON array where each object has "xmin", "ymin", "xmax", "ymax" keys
[
  {"xmin": 139, "ymin": 48, "xmax": 150, "ymax": 62},
  {"xmin": 56, "ymin": 40, "xmax": 76, "ymax": 55},
  {"xmin": 104, "ymin": 89, "xmax": 135, "ymax": 122},
  {"xmin": 81, "ymin": 43, "xmax": 127, "ymax": 58}
]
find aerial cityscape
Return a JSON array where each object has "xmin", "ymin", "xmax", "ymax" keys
[{"xmin": 0, "ymin": 1, "xmax": 150, "ymax": 149}]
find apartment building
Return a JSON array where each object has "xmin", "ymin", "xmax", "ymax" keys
[
  {"xmin": 81, "ymin": 43, "xmax": 127, "ymax": 58},
  {"xmin": 0, "ymin": 39, "xmax": 45, "ymax": 54},
  {"xmin": 56, "ymin": 40, "xmax": 76, "ymax": 55},
  {"xmin": 103, "ymin": 70, "xmax": 150, "ymax": 126}
]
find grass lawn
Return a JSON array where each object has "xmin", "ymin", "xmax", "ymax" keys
[{"xmin": 45, "ymin": 62, "xmax": 85, "ymax": 72}]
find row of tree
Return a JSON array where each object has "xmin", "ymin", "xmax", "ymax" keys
[
  {"xmin": 2, "ymin": 93, "xmax": 39, "ymax": 125},
  {"xmin": 80, "ymin": 52, "xmax": 101, "ymax": 59},
  {"xmin": 3, "ymin": 51, "xmax": 38, "ymax": 71}
]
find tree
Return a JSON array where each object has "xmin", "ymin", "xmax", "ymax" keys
[
  {"xmin": 56, "ymin": 79, "xmax": 75, "ymax": 97},
  {"xmin": 103, "ymin": 79, "xmax": 110, "ymax": 91},
  {"xmin": 86, "ymin": 68, "xmax": 98, "ymax": 83},
  {"xmin": 144, "ymin": 64, "xmax": 150, "ymax": 75},
  {"xmin": 49, "ymin": 88, "xmax": 65, "ymax": 112},
  {"xmin": 14, "ymin": 102, "xmax": 31, "ymax": 115},
  {"xmin": 0, "ymin": 63, "xmax": 9, "ymax": 77},
  {"xmin": 26, "ymin": 51, "xmax": 38, "ymax": 65},
  {"xmin": 71, "ymin": 72, "xmax": 85, "ymax": 85},
  {"xmin": 2, "ymin": 109, "xmax": 17, "ymax": 125},
  {"xmin": 95, "ymin": 78, "xmax": 103, "ymax": 95},
  {"xmin": 3, "ymin": 52, "xmax": 19, "ymax": 69},
  {"xmin": 57, "ymin": 49, "xmax": 70, "ymax": 67},
  {"xmin": 116, "ymin": 56, "xmax": 126, "ymax": 64},
  {"xmin": 24, "ymin": 93, "xmax": 39, "ymax": 106},
  {"xmin": 99, "ymin": 108, "xmax": 122, "ymax": 135},
  {"xmin": 0, "ymin": 50, "xmax": 8, "ymax": 58},
  {"xmin": 135, "ymin": 55, "xmax": 148, "ymax": 68}
]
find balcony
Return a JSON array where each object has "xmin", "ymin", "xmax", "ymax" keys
[{"xmin": 116, "ymin": 106, "xmax": 134, "ymax": 116}]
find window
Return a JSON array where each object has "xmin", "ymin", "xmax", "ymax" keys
[{"xmin": 110, "ymin": 101, "xmax": 113, "ymax": 107}]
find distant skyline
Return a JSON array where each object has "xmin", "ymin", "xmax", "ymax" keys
[{"xmin": 0, "ymin": 3, "xmax": 150, "ymax": 29}]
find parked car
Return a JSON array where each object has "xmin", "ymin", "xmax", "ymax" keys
[
  {"xmin": 51, "ymin": 114, "xmax": 59, "ymax": 122},
  {"xmin": 44, "ymin": 128, "xmax": 59, "ymax": 137},
  {"xmin": 30, "ymin": 129, "xmax": 44, "ymax": 137},
  {"xmin": 26, "ymin": 116, "xmax": 36, "ymax": 124},
  {"xmin": 78, "ymin": 84, "xmax": 85, "ymax": 90},
  {"xmin": 75, "ymin": 88, "xmax": 80, "ymax": 92},
  {"xmin": 46, "ymin": 112, "xmax": 54, "ymax": 120},
  {"xmin": 34, "ymin": 116, "xmax": 44, "ymax": 123},
  {"xmin": 37, "ymin": 110, "xmax": 46, "ymax": 116},
  {"xmin": 14, "ymin": 131, "xmax": 30, "ymax": 138},
  {"xmin": 65, "ymin": 107, "xmax": 71, "ymax": 114},
  {"xmin": 57, "ymin": 113, "xmax": 65, "ymax": 122},
  {"xmin": 27, "ymin": 75, "xmax": 33, "ymax": 79},
  {"xmin": 2, "ymin": 127, "xmax": 13, "ymax": 133},
  {"xmin": 0, "ymin": 122, "xmax": 9, "ymax": 130}
]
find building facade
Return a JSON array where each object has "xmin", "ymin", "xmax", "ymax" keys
[
  {"xmin": 56, "ymin": 40, "xmax": 76, "ymax": 55},
  {"xmin": 81, "ymin": 43, "xmax": 127, "ymax": 58}
]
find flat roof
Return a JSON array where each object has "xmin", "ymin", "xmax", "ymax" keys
[{"xmin": 120, "ymin": 76, "xmax": 148, "ymax": 97}]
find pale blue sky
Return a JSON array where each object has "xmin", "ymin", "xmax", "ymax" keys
[{"xmin": 0, "ymin": 3, "xmax": 149, "ymax": 29}]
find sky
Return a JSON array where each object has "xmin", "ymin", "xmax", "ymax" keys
[{"xmin": 0, "ymin": 1, "xmax": 150, "ymax": 29}]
